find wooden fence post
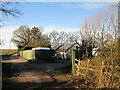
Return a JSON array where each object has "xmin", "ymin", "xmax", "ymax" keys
[
  {"xmin": 85, "ymin": 59, "xmax": 90, "ymax": 79},
  {"xmin": 71, "ymin": 49, "xmax": 75, "ymax": 74},
  {"xmin": 98, "ymin": 60, "xmax": 104, "ymax": 88}
]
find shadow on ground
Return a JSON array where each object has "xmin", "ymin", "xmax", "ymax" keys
[
  {"xmin": 2, "ymin": 55, "xmax": 72, "ymax": 89},
  {"xmin": 3, "ymin": 80, "xmax": 70, "ymax": 89},
  {"xmin": 1, "ymin": 55, "xmax": 19, "ymax": 60}
]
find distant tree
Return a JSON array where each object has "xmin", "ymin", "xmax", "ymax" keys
[
  {"xmin": 66, "ymin": 32, "xmax": 79, "ymax": 43},
  {"xmin": 12, "ymin": 25, "xmax": 51, "ymax": 49},
  {"xmin": 30, "ymin": 27, "xmax": 43, "ymax": 47},
  {"xmin": 49, "ymin": 31, "xmax": 67, "ymax": 44},
  {"xmin": 40, "ymin": 34, "xmax": 51, "ymax": 48},
  {"xmin": 58, "ymin": 31, "xmax": 67, "ymax": 44},
  {"xmin": 49, "ymin": 31, "xmax": 79, "ymax": 46},
  {"xmin": 49, "ymin": 30, "xmax": 60, "ymax": 44},
  {"xmin": 12, "ymin": 25, "xmax": 31, "ymax": 48}
]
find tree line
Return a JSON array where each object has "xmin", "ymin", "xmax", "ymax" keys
[
  {"xmin": 12, "ymin": 26, "xmax": 51, "ymax": 49},
  {"xmin": 11, "ymin": 3, "xmax": 118, "ymax": 50},
  {"xmin": 11, "ymin": 26, "xmax": 79, "ymax": 49}
]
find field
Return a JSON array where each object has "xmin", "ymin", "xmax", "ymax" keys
[{"xmin": 0, "ymin": 49, "xmax": 18, "ymax": 55}]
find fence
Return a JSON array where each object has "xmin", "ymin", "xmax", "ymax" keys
[{"xmin": 71, "ymin": 49, "xmax": 120, "ymax": 88}]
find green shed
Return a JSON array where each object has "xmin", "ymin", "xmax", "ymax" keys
[{"xmin": 21, "ymin": 48, "xmax": 55, "ymax": 62}]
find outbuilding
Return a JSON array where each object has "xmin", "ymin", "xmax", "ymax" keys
[{"xmin": 20, "ymin": 47, "xmax": 55, "ymax": 62}]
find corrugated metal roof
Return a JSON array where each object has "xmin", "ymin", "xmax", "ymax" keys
[
  {"xmin": 32, "ymin": 47, "xmax": 50, "ymax": 50},
  {"xmin": 55, "ymin": 42, "xmax": 81, "ymax": 52}
]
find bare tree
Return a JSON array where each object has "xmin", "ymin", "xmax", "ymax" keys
[
  {"xmin": 0, "ymin": 1, "xmax": 22, "ymax": 45},
  {"xmin": 49, "ymin": 31, "xmax": 79, "ymax": 46},
  {"xmin": 0, "ymin": 2, "xmax": 22, "ymax": 26},
  {"xmin": 12, "ymin": 25, "xmax": 31, "ymax": 48},
  {"xmin": 49, "ymin": 30, "xmax": 60, "ymax": 44},
  {"xmin": 49, "ymin": 31, "xmax": 67, "ymax": 44},
  {"xmin": 67, "ymin": 32, "xmax": 79, "ymax": 43},
  {"xmin": 58, "ymin": 31, "xmax": 67, "ymax": 44},
  {"xmin": 109, "ymin": 4, "xmax": 118, "ymax": 41},
  {"xmin": 12, "ymin": 26, "xmax": 50, "ymax": 49},
  {"xmin": 79, "ymin": 4, "xmax": 118, "ymax": 48},
  {"xmin": 95, "ymin": 5, "xmax": 118, "ymax": 46},
  {"xmin": 0, "ymin": 2, "xmax": 22, "ymax": 17},
  {"xmin": 80, "ymin": 17, "xmax": 98, "ymax": 47}
]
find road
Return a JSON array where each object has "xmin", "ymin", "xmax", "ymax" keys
[{"xmin": 2, "ymin": 55, "xmax": 73, "ymax": 89}]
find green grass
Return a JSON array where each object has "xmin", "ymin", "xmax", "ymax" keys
[{"xmin": 0, "ymin": 49, "xmax": 18, "ymax": 55}]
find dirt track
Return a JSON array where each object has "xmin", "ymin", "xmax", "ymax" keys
[{"xmin": 2, "ymin": 55, "xmax": 73, "ymax": 89}]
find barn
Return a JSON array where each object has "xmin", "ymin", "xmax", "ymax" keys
[{"xmin": 51, "ymin": 42, "xmax": 81, "ymax": 60}]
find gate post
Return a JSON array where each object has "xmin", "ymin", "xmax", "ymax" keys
[
  {"xmin": 20, "ymin": 50, "xmax": 23, "ymax": 58},
  {"xmin": 71, "ymin": 49, "xmax": 75, "ymax": 74}
]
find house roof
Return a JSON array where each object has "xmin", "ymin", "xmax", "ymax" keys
[
  {"xmin": 55, "ymin": 42, "xmax": 81, "ymax": 52},
  {"xmin": 32, "ymin": 47, "xmax": 50, "ymax": 50},
  {"xmin": 51, "ymin": 44, "xmax": 63, "ymax": 50},
  {"xmin": 24, "ymin": 47, "xmax": 33, "ymax": 50}
]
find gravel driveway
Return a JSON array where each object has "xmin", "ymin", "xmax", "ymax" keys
[{"xmin": 2, "ymin": 55, "xmax": 73, "ymax": 89}]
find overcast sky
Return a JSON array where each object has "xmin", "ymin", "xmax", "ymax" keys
[{"xmin": 0, "ymin": 1, "xmax": 117, "ymax": 49}]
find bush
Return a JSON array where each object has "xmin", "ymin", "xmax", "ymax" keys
[{"xmin": 73, "ymin": 41, "xmax": 120, "ymax": 88}]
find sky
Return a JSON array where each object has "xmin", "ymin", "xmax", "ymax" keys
[{"xmin": 0, "ymin": 1, "xmax": 116, "ymax": 49}]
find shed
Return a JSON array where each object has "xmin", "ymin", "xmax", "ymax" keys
[
  {"xmin": 21, "ymin": 47, "xmax": 55, "ymax": 62},
  {"xmin": 53, "ymin": 42, "xmax": 81, "ymax": 60}
]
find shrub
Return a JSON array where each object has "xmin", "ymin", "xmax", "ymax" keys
[{"xmin": 74, "ymin": 41, "xmax": 119, "ymax": 88}]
